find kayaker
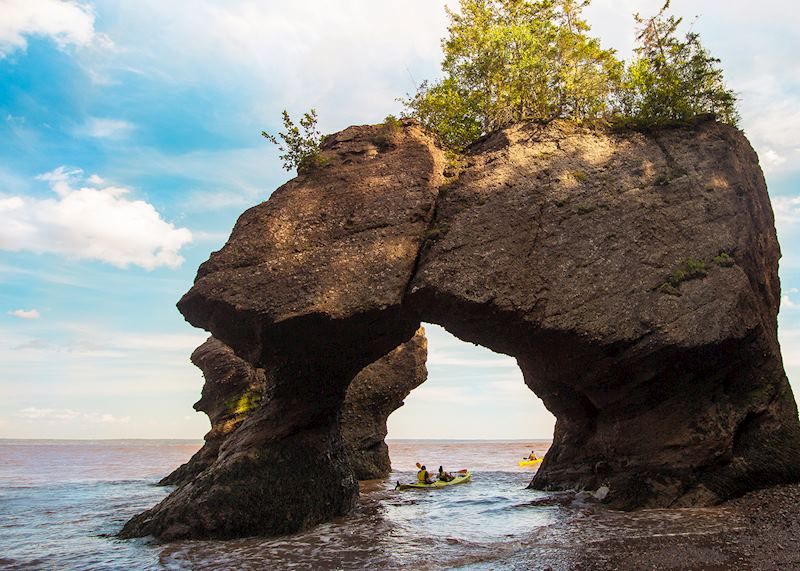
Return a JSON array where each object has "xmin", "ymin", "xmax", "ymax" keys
[
  {"xmin": 527, "ymin": 451, "xmax": 538, "ymax": 461},
  {"xmin": 438, "ymin": 466, "xmax": 454, "ymax": 482},
  {"xmin": 417, "ymin": 465, "xmax": 434, "ymax": 484}
]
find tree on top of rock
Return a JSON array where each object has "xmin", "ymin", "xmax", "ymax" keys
[
  {"xmin": 403, "ymin": 0, "xmax": 621, "ymax": 149},
  {"xmin": 402, "ymin": 0, "xmax": 738, "ymax": 150},
  {"xmin": 618, "ymin": 1, "xmax": 739, "ymax": 127}
]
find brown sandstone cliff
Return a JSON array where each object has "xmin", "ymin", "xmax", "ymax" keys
[
  {"xmin": 122, "ymin": 117, "xmax": 800, "ymax": 541},
  {"xmin": 162, "ymin": 330, "xmax": 427, "ymax": 487}
]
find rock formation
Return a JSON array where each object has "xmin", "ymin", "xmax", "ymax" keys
[
  {"xmin": 161, "ymin": 331, "xmax": 427, "ymax": 487},
  {"xmin": 341, "ymin": 329, "xmax": 428, "ymax": 479},
  {"xmin": 159, "ymin": 337, "xmax": 268, "ymax": 487},
  {"xmin": 122, "ymin": 117, "xmax": 800, "ymax": 541}
]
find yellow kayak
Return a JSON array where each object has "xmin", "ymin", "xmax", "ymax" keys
[
  {"xmin": 518, "ymin": 458, "xmax": 543, "ymax": 467},
  {"xmin": 397, "ymin": 470, "xmax": 472, "ymax": 490}
]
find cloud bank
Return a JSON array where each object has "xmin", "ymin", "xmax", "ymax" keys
[
  {"xmin": 0, "ymin": 167, "xmax": 192, "ymax": 269},
  {"xmin": 16, "ymin": 407, "xmax": 130, "ymax": 423}
]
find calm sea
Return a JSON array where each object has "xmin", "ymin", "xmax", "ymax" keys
[{"xmin": 0, "ymin": 439, "xmax": 738, "ymax": 570}]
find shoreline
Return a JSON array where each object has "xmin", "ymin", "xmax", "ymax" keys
[{"xmin": 479, "ymin": 483, "xmax": 800, "ymax": 570}]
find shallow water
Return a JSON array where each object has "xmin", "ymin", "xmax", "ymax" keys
[{"xmin": 0, "ymin": 439, "xmax": 743, "ymax": 570}]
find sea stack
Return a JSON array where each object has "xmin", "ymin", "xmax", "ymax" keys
[
  {"xmin": 160, "ymin": 330, "xmax": 427, "ymax": 487},
  {"xmin": 121, "ymin": 117, "xmax": 800, "ymax": 540}
]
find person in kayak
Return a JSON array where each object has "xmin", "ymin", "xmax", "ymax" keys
[
  {"xmin": 438, "ymin": 466, "xmax": 454, "ymax": 482},
  {"xmin": 417, "ymin": 465, "xmax": 434, "ymax": 484},
  {"xmin": 526, "ymin": 451, "xmax": 538, "ymax": 461}
]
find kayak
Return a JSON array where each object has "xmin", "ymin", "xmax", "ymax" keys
[
  {"xmin": 518, "ymin": 458, "xmax": 543, "ymax": 467},
  {"xmin": 397, "ymin": 470, "xmax": 471, "ymax": 490}
]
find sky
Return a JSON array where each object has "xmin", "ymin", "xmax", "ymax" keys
[{"xmin": 1, "ymin": 0, "xmax": 799, "ymax": 440}]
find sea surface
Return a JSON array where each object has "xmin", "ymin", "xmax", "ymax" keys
[{"xmin": 0, "ymin": 439, "xmax": 740, "ymax": 570}]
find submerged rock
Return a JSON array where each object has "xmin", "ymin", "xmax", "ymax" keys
[
  {"xmin": 122, "ymin": 117, "xmax": 800, "ymax": 540},
  {"xmin": 161, "ymin": 330, "xmax": 427, "ymax": 487}
]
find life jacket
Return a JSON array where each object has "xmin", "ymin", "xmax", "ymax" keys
[{"xmin": 417, "ymin": 469, "xmax": 428, "ymax": 482}]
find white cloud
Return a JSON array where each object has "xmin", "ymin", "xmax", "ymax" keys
[
  {"xmin": 87, "ymin": 174, "xmax": 104, "ymax": 185},
  {"xmin": 763, "ymin": 148, "xmax": 787, "ymax": 169},
  {"xmin": 6, "ymin": 323, "xmax": 209, "ymax": 363},
  {"xmin": 0, "ymin": 0, "xmax": 99, "ymax": 57},
  {"xmin": 782, "ymin": 295, "xmax": 799, "ymax": 310},
  {"xmin": 0, "ymin": 167, "xmax": 192, "ymax": 269},
  {"xmin": 88, "ymin": 1, "xmax": 448, "ymax": 127},
  {"xmin": 9, "ymin": 308, "xmax": 40, "ymax": 319},
  {"xmin": 17, "ymin": 407, "xmax": 80, "ymax": 421},
  {"xmin": 16, "ymin": 407, "xmax": 130, "ymax": 423},
  {"xmin": 79, "ymin": 117, "xmax": 134, "ymax": 139},
  {"xmin": 772, "ymin": 196, "xmax": 800, "ymax": 226}
]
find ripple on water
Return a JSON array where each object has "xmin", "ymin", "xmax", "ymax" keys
[{"xmin": 0, "ymin": 440, "xmax": 752, "ymax": 570}]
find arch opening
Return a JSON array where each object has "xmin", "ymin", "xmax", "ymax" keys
[
  {"xmin": 387, "ymin": 322, "xmax": 553, "ymax": 441},
  {"xmin": 386, "ymin": 322, "xmax": 555, "ymax": 476}
]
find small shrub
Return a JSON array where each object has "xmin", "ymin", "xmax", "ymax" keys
[
  {"xmin": 660, "ymin": 257, "xmax": 707, "ymax": 292},
  {"xmin": 667, "ymin": 268, "xmax": 686, "ymax": 287},
  {"xmin": 684, "ymin": 258, "xmax": 706, "ymax": 276},
  {"xmin": 713, "ymin": 252, "xmax": 735, "ymax": 267},
  {"xmin": 298, "ymin": 152, "xmax": 331, "ymax": 173},
  {"xmin": 383, "ymin": 114, "xmax": 403, "ymax": 132},
  {"xmin": 373, "ymin": 114, "xmax": 404, "ymax": 150},
  {"xmin": 655, "ymin": 173, "xmax": 671, "ymax": 186},
  {"xmin": 576, "ymin": 204, "xmax": 596, "ymax": 215},
  {"xmin": 262, "ymin": 109, "xmax": 325, "ymax": 172}
]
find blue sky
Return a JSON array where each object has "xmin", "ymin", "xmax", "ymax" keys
[{"xmin": 1, "ymin": 0, "xmax": 798, "ymax": 439}]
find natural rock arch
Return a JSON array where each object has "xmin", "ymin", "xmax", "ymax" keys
[{"xmin": 122, "ymin": 118, "xmax": 800, "ymax": 541}]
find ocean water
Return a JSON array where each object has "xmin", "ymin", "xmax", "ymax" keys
[{"xmin": 0, "ymin": 439, "xmax": 740, "ymax": 570}]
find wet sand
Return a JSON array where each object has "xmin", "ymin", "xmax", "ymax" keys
[{"xmin": 465, "ymin": 484, "xmax": 800, "ymax": 570}]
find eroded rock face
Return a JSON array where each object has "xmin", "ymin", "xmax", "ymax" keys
[
  {"xmin": 123, "ymin": 118, "xmax": 800, "ymax": 540},
  {"xmin": 407, "ymin": 119, "xmax": 800, "ymax": 507},
  {"xmin": 161, "ymin": 330, "xmax": 427, "ymax": 487},
  {"xmin": 159, "ymin": 338, "xmax": 268, "ymax": 487},
  {"xmin": 121, "ymin": 122, "xmax": 445, "ymax": 540},
  {"xmin": 342, "ymin": 329, "xmax": 428, "ymax": 479}
]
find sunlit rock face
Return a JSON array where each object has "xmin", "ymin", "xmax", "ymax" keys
[
  {"xmin": 160, "ymin": 330, "xmax": 427, "ymax": 487},
  {"xmin": 121, "ymin": 118, "xmax": 800, "ymax": 541}
]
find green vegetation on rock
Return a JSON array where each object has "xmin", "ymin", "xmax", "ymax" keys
[
  {"xmin": 227, "ymin": 387, "xmax": 264, "ymax": 416},
  {"xmin": 713, "ymin": 252, "xmax": 735, "ymax": 267},
  {"xmin": 658, "ymin": 257, "xmax": 708, "ymax": 295},
  {"xmin": 402, "ymin": 0, "xmax": 621, "ymax": 149},
  {"xmin": 262, "ymin": 109, "xmax": 327, "ymax": 172},
  {"xmin": 373, "ymin": 114, "xmax": 404, "ymax": 149},
  {"xmin": 402, "ymin": 0, "xmax": 738, "ymax": 150},
  {"xmin": 616, "ymin": 1, "xmax": 739, "ymax": 128}
]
